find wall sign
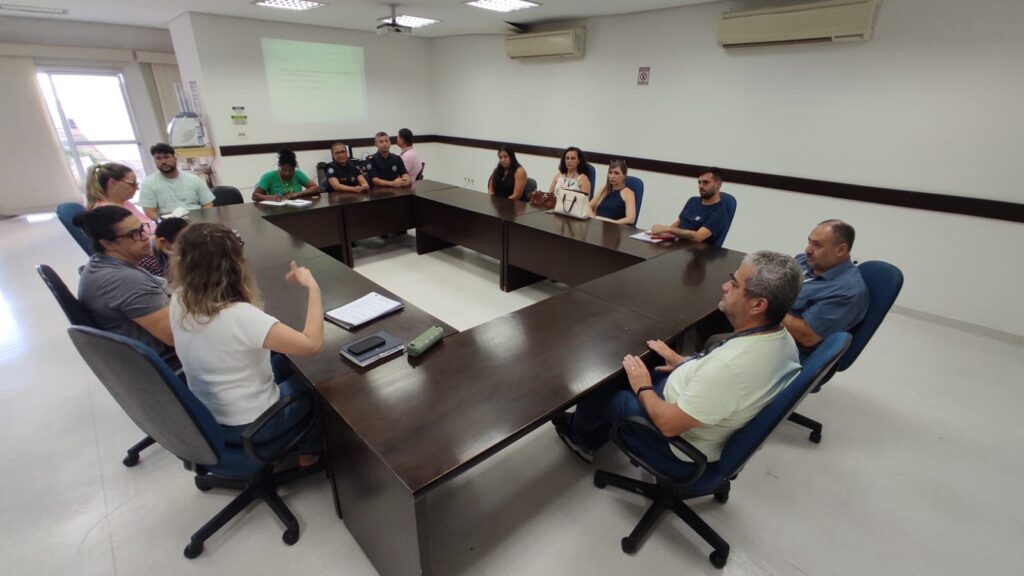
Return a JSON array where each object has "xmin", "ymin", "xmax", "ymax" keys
[{"xmin": 637, "ymin": 66, "xmax": 650, "ymax": 86}]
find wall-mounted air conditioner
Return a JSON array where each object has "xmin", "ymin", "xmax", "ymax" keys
[
  {"xmin": 718, "ymin": 0, "xmax": 880, "ymax": 48},
  {"xmin": 505, "ymin": 27, "xmax": 585, "ymax": 60}
]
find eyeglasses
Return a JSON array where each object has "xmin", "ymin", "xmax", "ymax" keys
[
  {"xmin": 117, "ymin": 178, "xmax": 139, "ymax": 189},
  {"xmin": 111, "ymin": 224, "xmax": 149, "ymax": 242}
]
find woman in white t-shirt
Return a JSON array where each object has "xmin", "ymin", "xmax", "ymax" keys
[{"xmin": 169, "ymin": 222, "xmax": 324, "ymax": 464}]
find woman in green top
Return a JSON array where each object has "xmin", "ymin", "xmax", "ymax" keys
[{"xmin": 252, "ymin": 148, "xmax": 321, "ymax": 202}]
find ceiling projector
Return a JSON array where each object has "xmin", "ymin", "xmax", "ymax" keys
[{"xmin": 376, "ymin": 22, "xmax": 412, "ymax": 36}]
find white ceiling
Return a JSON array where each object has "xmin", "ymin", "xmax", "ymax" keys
[{"xmin": 2, "ymin": 0, "xmax": 723, "ymax": 38}]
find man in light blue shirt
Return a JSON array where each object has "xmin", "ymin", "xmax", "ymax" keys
[
  {"xmin": 140, "ymin": 143, "xmax": 214, "ymax": 219},
  {"xmin": 784, "ymin": 219, "xmax": 869, "ymax": 353}
]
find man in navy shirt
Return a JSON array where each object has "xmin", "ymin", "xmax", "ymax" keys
[
  {"xmin": 784, "ymin": 219, "xmax": 869, "ymax": 352},
  {"xmin": 323, "ymin": 141, "xmax": 369, "ymax": 193},
  {"xmin": 366, "ymin": 131, "xmax": 411, "ymax": 188},
  {"xmin": 650, "ymin": 167, "xmax": 730, "ymax": 244}
]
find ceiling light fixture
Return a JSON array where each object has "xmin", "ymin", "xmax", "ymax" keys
[
  {"xmin": 465, "ymin": 0, "xmax": 539, "ymax": 13},
  {"xmin": 377, "ymin": 14, "xmax": 439, "ymax": 29},
  {"xmin": 0, "ymin": 3, "xmax": 69, "ymax": 15},
  {"xmin": 252, "ymin": 0, "xmax": 325, "ymax": 11}
]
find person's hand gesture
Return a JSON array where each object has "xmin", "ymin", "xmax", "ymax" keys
[{"xmin": 285, "ymin": 260, "xmax": 318, "ymax": 290}]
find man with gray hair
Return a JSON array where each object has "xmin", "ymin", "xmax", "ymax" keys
[{"xmin": 554, "ymin": 251, "xmax": 803, "ymax": 466}]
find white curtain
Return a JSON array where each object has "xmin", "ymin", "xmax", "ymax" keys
[
  {"xmin": 0, "ymin": 56, "xmax": 78, "ymax": 215},
  {"xmin": 150, "ymin": 62, "xmax": 183, "ymax": 128}
]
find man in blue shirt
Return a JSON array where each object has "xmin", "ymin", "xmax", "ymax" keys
[
  {"xmin": 650, "ymin": 167, "xmax": 730, "ymax": 245},
  {"xmin": 366, "ymin": 131, "xmax": 411, "ymax": 188},
  {"xmin": 783, "ymin": 219, "xmax": 869, "ymax": 352}
]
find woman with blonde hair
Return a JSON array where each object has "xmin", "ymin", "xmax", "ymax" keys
[
  {"xmin": 589, "ymin": 159, "xmax": 637, "ymax": 225},
  {"xmin": 86, "ymin": 162, "xmax": 164, "ymax": 275},
  {"xmin": 169, "ymin": 222, "xmax": 323, "ymax": 463}
]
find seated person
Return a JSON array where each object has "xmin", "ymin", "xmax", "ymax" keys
[
  {"xmin": 554, "ymin": 251, "xmax": 803, "ymax": 467},
  {"xmin": 252, "ymin": 148, "xmax": 320, "ymax": 202},
  {"xmin": 324, "ymin": 142, "xmax": 369, "ymax": 193},
  {"xmin": 140, "ymin": 143, "xmax": 214, "ymax": 219},
  {"xmin": 784, "ymin": 219, "xmax": 869, "ymax": 353},
  {"xmin": 74, "ymin": 205, "xmax": 174, "ymax": 356},
  {"xmin": 397, "ymin": 128, "xmax": 422, "ymax": 182},
  {"xmin": 546, "ymin": 146, "xmax": 592, "ymax": 196},
  {"xmin": 650, "ymin": 167, "xmax": 730, "ymax": 244},
  {"xmin": 487, "ymin": 145, "xmax": 528, "ymax": 201},
  {"xmin": 85, "ymin": 162, "xmax": 163, "ymax": 276},
  {"xmin": 589, "ymin": 159, "xmax": 637, "ymax": 225},
  {"xmin": 366, "ymin": 131, "xmax": 411, "ymax": 188},
  {"xmin": 168, "ymin": 223, "xmax": 323, "ymax": 465},
  {"xmin": 152, "ymin": 217, "xmax": 189, "ymax": 277}
]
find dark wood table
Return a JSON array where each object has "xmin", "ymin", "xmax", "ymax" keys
[
  {"xmin": 316, "ymin": 290, "xmax": 676, "ymax": 576},
  {"xmin": 504, "ymin": 212, "xmax": 688, "ymax": 290},
  {"xmin": 413, "ymin": 188, "xmax": 545, "ymax": 274},
  {"xmin": 187, "ymin": 182, "xmax": 742, "ymax": 576}
]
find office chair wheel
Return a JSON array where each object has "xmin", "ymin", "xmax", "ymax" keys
[
  {"xmin": 621, "ymin": 536, "xmax": 638, "ymax": 554},
  {"xmin": 194, "ymin": 477, "xmax": 213, "ymax": 492},
  {"xmin": 713, "ymin": 491, "xmax": 729, "ymax": 503},
  {"xmin": 184, "ymin": 540, "xmax": 203, "ymax": 559},
  {"xmin": 282, "ymin": 528, "xmax": 300, "ymax": 545},
  {"xmin": 594, "ymin": 475, "xmax": 608, "ymax": 489},
  {"xmin": 122, "ymin": 453, "xmax": 140, "ymax": 467},
  {"xmin": 709, "ymin": 550, "xmax": 727, "ymax": 568},
  {"xmin": 809, "ymin": 431, "xmax": 822, "ymax": 444}
]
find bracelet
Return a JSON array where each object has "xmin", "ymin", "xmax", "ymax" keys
[{"xmin": 635, "ymin": 386, "xmax": 654, "ymax": 397}]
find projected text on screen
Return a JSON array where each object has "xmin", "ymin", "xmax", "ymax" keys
[{"xmin": 261, "ymin": 38, "xmax": 367, "ymax": 124}]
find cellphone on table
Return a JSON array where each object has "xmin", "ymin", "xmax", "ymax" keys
[{"xmin": 347, "ymin": 335, "xmax": 385, "ymax": 356}]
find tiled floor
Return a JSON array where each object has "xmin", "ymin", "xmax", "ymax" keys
[{"xmin": 2, "ymin": 213, "xmax": 1022, "ymax": 576}]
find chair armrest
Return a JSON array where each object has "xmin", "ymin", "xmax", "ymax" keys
[
  {"xmin": 240, "ymin": 391, "xmax": 316, "ymax": 463},
  {"xmin": 609, "ymin": 416, "xmax": 708, "ymax": 487}
]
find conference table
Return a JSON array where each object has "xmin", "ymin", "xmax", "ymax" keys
[{"xmin": 192, "ymin": 181, "xmax": 740, "ymax": 576}]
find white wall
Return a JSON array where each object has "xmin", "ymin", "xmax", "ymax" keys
[
  {"xmin": 426, "ymin": 0, "xmax": 1024, "ymax": 336},
  {"xmin": 169, "ymin": 12, "xmax": 436, "ymax": 189}
]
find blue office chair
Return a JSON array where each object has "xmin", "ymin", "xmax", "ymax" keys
[
  {"xmin": 56, "ymin": 202, "xmax": 94, "ymax": 256},
  {"xmin": 211, "ymin": 186, "xmax": 243, "ymax": 206},
  {"xmin": 625, "ymin": 175, "xmax": 644, "ymax": 223},
  {"xmin": 585, "ymin": 163, "xmax": 597, "ymax": 199},
  {"xmin": 711, "ymin": 192, "xmax": 738, "ymax": 248},
  {"xmin": 594, "ymin": 332, "xmax": 851, "ymax": 568},
  {"xmin": 787, "ymin": 261, "xmax": 904, "ymax": 442},
  {"xmin": 67, "ymin": 325, "xmax": 323, "ymax": 558},
  {"xmin": 37, "ymin": 264, "xmax": 163, "ymax": 466}
]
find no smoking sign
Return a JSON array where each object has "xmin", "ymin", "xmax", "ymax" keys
[{"xmin": 637, "ymin": 66, "xmax": 650, "ymax": 86}]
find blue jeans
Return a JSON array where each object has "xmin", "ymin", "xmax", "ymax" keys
[
  {"xmin": 221, "ymin": 354, "xmax": 322, "ymax": 455},
  {"xmin": 572, "ymin": 372, "xmax": 697, "ymax": 478}
]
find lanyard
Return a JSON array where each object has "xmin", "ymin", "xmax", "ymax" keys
[{"xmin": 686, "ymin": 323, "xmax": 781, "ymax": 364}]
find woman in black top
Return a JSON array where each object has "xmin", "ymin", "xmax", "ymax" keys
[{"xmin": 487, "ymin": 144, "xmax": 528, "ymax": 201}]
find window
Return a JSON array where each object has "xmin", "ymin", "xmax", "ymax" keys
[{"xmin": 36, "ymin": 70, "xmax": 146, "ymax": 186}]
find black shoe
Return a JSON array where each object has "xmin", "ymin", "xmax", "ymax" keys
[{"xmin": 552, "ymin": 412, "xmax": 594, "ymax": 464}]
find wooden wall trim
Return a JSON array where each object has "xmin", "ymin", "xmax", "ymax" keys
[{"xmin": 219, "ymin": 134, "xmax": 1024, "ymax": 224}]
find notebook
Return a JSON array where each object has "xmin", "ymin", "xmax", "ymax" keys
[
  {"xmin": 339, "ymin": 331, "xmax": 405, "ymax": 368},
  {"xmin": 324, "ymin": 292, "xmax": 404, "ymax": 330},
  {"xmin": 259, "ymin": 199, "xmax": 313, "ymax": 207}
]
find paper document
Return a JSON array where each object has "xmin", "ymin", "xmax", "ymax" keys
[
  {"xmin": 258, "ymin": 200, "xmax": 287, "ymax": 206},
  {"xmin": 631, "ymin": 231, "xmax": 671, "ymax": 243},
  {"xmin": 259, "ymin": 199, "xmax": 312, "ymax": 207},
  {"xmin": 325, "ymin": 292, "xmax": 404, "ymax": 330}
]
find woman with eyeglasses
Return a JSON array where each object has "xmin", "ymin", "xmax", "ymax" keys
[
  {"xmin": 168, "ymin": 223, "xmax": 323, "ymax": 465},
  {"xmin": 85, "ymin": 162, "xmax": 164, "ymax": 276},
  {"xmin": 73, "ymin": 205, "xmax": 174, "ymax": 355}
]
